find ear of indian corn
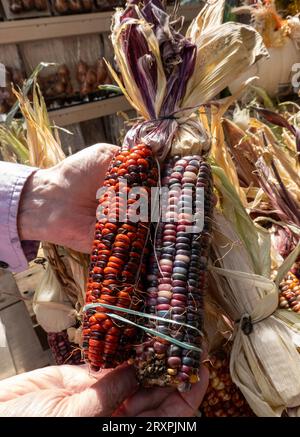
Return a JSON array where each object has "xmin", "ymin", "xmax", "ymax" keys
[
  {"xmin": 135, "ymin": 154, "xmax": 214, "ymax": 390},
  {"xmin": 201, "ymin": 347, "xmax": 255, "ymax": 417},
  {"xmin": 83, "ymin": 144, "xmax": 158, "ymax": 370}
]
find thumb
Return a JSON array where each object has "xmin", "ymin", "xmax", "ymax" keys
[
  {"xmin": 75, "ymin": 364, "xmax": 139, "ymax": 417},
  {"xmin": 81, "ymin": 143, "xmax": 120, "ymax": 198}
]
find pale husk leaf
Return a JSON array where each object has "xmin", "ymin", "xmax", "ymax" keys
[
  {"xmin": 212, "ymin": 165, "xmax": 271, "ymax": 277},
  {"xmin": 183, "ymin": 23, "xmax": 267, "ymax": 110},
  {"xmin": 33, "ymin": 264, "xmax": 77, "ymax": 333},
  {"xmin": 186, "ymin": 0, "xmax": 225, "ymax": 41}
]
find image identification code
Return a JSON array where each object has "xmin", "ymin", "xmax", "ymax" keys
[{"xmin": 102, "ymin": 421, "xmax": 197, "ymax": 434}]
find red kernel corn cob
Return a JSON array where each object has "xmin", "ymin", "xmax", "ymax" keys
[
  {"xmin": 136, "ymin": 154, "xmax": 214, "ymax": 389},
  {"xmin": 83, "ymin": 144, "xmax": 158, "ymax": 370}
]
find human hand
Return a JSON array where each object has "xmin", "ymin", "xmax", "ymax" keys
[
  {"xmin": 18, "ymin": 143, "xmax": 119, "ymax": 253},
  {"xmin": 113, "ymin": 364, "xmax": 209, "ymax": 417},
  {"xmin": 0, "ymin": 364, "xmax": 138, "ymax": 417},
  {"xmin": 0, "ymin": 363, "xmax": 208, "ymax": 417}
]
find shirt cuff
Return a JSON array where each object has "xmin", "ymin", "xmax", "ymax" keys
[{"xmin": 0, "ymin": 162, "xmax": 39, "ymax": 273}]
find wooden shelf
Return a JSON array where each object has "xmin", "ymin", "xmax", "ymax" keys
[
  {"xmin": 0, "ymin": 12, "xmax": 112, "ymax": 44},
  {"xmin": 0, "ymin": 5, "xmax": 201, "ymax": 125},
  {"xmin": 0, "ymin": 5, "xmax": 200, "ymax": 44},
  {"xmin": 48, "ymin": 95, "xmax": 131, "ymax": 126}
]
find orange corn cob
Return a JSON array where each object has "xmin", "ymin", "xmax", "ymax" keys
[{"xmin": 83, "ymin": 143, "xmax": 158, "ymax": 370}]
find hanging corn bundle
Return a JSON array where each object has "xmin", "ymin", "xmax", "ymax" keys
[
  {"xmin": 82, "ymin": 0, "xmax": 266, "ymax": 389},
  {"xmin": 0, "ymin": 69, "xmax": 88, "ymax": 365},
  {"xmin": 237, "ymin": 108, "xmax": 300, "ymax": 312},
  {"xmin": 192, "ymin": 83, "xmax": 300, "ymax": 416},
  {"xmin": 192, "ymin": 99, "xmax": 300, "ymax": 413},
  {"xmin": 208, "ymin": 165, "xmax": 300, "ymax": 416}
]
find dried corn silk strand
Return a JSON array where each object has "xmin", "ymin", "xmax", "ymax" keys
[{"xmin": 135, "ymin": 155, "xmax": 214, "ymax": 390}]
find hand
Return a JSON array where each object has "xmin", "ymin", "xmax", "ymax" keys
[
  {"xmin": 0, "ymin": 364, "xmax": 138, "ymax": 417},
  {"xmin": 0, "ymin": 363, "xmax": 208, "ymax": 417},
  {"xmin": 18, "ymin": 143, "xmax": 119, "ymax": 253},
  {"xmin": 113, "ymin": 364, "xmax": 209, "ymax": 417}
]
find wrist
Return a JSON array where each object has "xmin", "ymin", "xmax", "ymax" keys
[{"xmin": 18, "ymin": 169, "xmax": 54, "ymax": 243}]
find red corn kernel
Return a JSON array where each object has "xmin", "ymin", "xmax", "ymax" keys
[
  {"xmin": 89, "ymin": 339, "xmax": 103, "ymax": 348},
  {"xmin": 105, "ymin": 335, "xmax": 119, "ymax": 344},
  {"xmin": 124, "ymin": 328, "xmax": 136, "ymax": 337},
  {"xmin": 90, "ymin": 324, "xmax": 101, "ymax": 331},
  {"xmin": 115, "ymin": 234, "xmax": 131, "ymax": 244},
  {"xmin": 94, "ymin": 313, "xmax": 107, "ymax": 321},
  {"xmin": 104, "ymin": 267, "xmax": 118, "ymax": 275},
  {"xmin": 105, "ymin": 223, "xmax": 118, "ymax": 232},
  {"xmin": 137, "ymin": 158, "xmax": 149, "ymax": 168},
  {"xmin": 107, "ymin": 261, "xmax": 120, "ymax": 270},
  {"xmin": 108, "ymin": 327, "xmax": 120, "ymax": 336}
]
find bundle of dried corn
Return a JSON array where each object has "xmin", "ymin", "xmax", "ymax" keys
[
  {"xmin": 82, "ymin": 0, "xmax": 266, "ymax": 390},
  {"xmin": 209, "ymin": 168, "xmax": 300, "ymax": 416},
  {"xmin": 0, "ymin": 67, "xmax": 88, "ymax": 359}
]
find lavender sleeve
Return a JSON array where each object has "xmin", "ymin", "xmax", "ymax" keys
[{"xmin": 0, "ymin": 161, "xmax": 39, "ymax": 272}]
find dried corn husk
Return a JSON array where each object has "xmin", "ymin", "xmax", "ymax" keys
[
  {"xmin": 221, "ymin": 109, "xmax": 300, "ymax": 214},
  {"xmin": 0, "ymin": 126, "xmax": 29, "ymax": 164},
  {"xmin": 33, "ymin": 243, "xmax": 85, "ymax": 332},
  {"xmin": 206, "ymin": 78, "xmax": 258, "ymax": 206},
  {"xmin": 13, "ymin": 86, "xmax": 65, "ymax": 167},
  {"xmin": 33, "ymin": 265, "xmax": 76, "ymax": 333},
  {"xmin": 107, "ymin": 0, "xmax": 267, "ymax": 161},
  {"xmin": 204, "ymin": 295, "xmax": 233, "ymax": 354},
  {"xmin": 230, "ymin": 39, "xmax": 300, "ymax": 98},
  {"xmin": 210, "ymin": 166, "xmax": 300, "ymax": 417},
  {"xmin": 222, "ymin": 117, "xmax": 260, "ymax": 189},
  {"xmin": 1, "ymin": 73, "xmax": 88, "ymax": 335}
]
